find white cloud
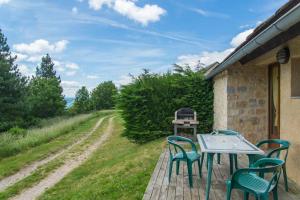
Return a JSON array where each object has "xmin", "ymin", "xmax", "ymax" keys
[
  {"xmin": 230, "ymin": 28, "xmax": 254, "ymax": 47},
  {"xmin": 27, "ymin": 55, "xmax": 43, "ymax": 63},
  {"xmin": 88, "ymin": 0, "xmax": 166, "ymax": 26},
  {"xmin": 65, "ymin": 62, "xmax": 79, "ymax": 70},
  {"xmin": 191, "ymin": 8, "xmax": 229, "ymax": 19},
  {"xmin": 87, "ymin": 75, "xmax": 99, "ymax": 79},
  {"xmin": 13, "ymin": 39, "xmax": 68, "ymax": 55},
  {"xmin": 18, "ymin": 65, "xmax": 32, "ymax": 76},
  {"xmin": 114, "ymin": 75, "xmax": 132, "ymax": 87},
  {"xmin": 72, "ymin": 7, "xmax": 78, "ymax": 14},
  {"xmin": 89, "ymin": 0, "xmax": 113, "ymax": 10},
  {"xmin": 114, "ymin": 0, "xmax": 166, "ymax": 26},
  {"xmin": 65, "ymin": 71, "xmax": 77, "ymax": 76},
  {"xmin": 18, "ymin": 64, "xmax": 34, "ymax": 77},
  {"xmin": 177, "ymin": 48, "xmax": 234, "ymax": 68},
  {"xmin": 12, "ymin": 52, "xmax": 28, "ymax": 62},
  {"xmin": 61, "ymin": 81, "xmax": 81, "ymax": 97},
  {"xmin": 0, "ymin": 0, "xmax": 10, "ymax": 5},
  {"xmin": 176, "ymin": 28, "xmax": 254, "ymax": 68}
]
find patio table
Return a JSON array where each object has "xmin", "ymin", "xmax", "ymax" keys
[{"xmin": 197, "ymin": 134, "xmax": 265, "ymax": 200}]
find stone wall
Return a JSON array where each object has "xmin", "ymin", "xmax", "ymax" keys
[{"xmin": 226, "ymin": 64, "xmax": 269, "ymax": 144}]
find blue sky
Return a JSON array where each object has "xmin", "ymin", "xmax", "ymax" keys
[{"xmin": 0, "ymin": 0, "xmax": 287, "ymax": 97}]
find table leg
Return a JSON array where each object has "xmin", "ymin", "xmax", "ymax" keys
[{"xmin": 206, "ymin": 153, "xmax": 215, "ymax": 200}]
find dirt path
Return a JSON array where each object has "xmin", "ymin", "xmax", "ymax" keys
[
  {"xmin": 0, "ymin": 116, "xmax": 107, "ymax": 192},
  {"xmin": 10, "ymin": 117, "xmax": 114, "ymax": 200}
]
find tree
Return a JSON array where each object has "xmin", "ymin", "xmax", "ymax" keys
[
  {"xmin": 27, "ymin": 54, "xmax": 66, "ymax": 118},
  {"xmin": 0, "ymin": 29, "xmax": 27, "ymax": 131},
  {"xmin": 91, "ymin": 81, "xmax": 117, "ymax": 110},
  {"xmin": 72, "ymin": 86, "xmax": 90, "ymax": 113},
  {"xmin": 36, "ymin": 54, "xmax": 56, "ymax": 79}
]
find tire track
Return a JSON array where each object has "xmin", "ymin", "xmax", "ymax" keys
[
  {"xmin": 10, "ymin": 117, "xmax": 114, "ymax": 200},
  {"xmin": 0, "ymin": 116, "xmax": 107, "ymax": 192}
]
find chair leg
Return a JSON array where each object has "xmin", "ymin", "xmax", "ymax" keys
[
  {"xmin": 187, "ymin": 161, "xmax": 193, "ymax": 187},
  {"xmin": 234, "ymin": 154, "xmax": 238, "ymax": 170},
  {"xmin": 273, "ymin": 186, "xmax": 278, "ymax": 200},
  {"xmin": 243, "ymin": 192, "xmax": 249, "ymax": 200},
  {"xmin": 200, "ymin": 153, "xmax": 204, "ymax": 176},
  {"xmin": 260, "ymin": 194, "xmax": 269, "ymax": 200},
  {"xmin": 229, "ymin": 154, "xmax": 234, "ymax": 175},
  {"xmin": 217, "ymin": 153, "xmax": 221, "ymax": 164},
  {"xmin": 197, "ymin": 159, "xmax": 202, "ymax": 178},
  {"xmin": 176, "ymin": 161, "xmax": 180, "ymax": 175},
  {"xmin": 283, "ymin": 163, "xmax": 289, "ymax": 192},
  {"xmin": 168, "ymin": 160, "xmax": 173, "ymax": 182},
  {"xmin": 226, "ymin": 181, "xmax": 232, "ymax": 200}
]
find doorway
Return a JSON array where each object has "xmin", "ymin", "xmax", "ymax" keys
[{"xmin": 268, "ymin": 63, "xmax": 280, "ymax": 140}]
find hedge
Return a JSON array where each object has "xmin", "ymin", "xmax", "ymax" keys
[{"xmin": 118, "ymin": 68, "xmax": 213, "ymax": 143}]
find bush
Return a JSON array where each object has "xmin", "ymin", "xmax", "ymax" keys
[
  {"xmin": 8, "ymin": 127, "xmax": 27, "ymax": 136},
  {"xmin": 118, "ymin": 68, "xmax": 213, "ymax": 143}
]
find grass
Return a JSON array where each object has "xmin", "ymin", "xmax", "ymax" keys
[
  {"xmin": 0, "ymin": 117, "xmax": 110, "ymax": 200},
  {"xmin": 0, "ymin": 111, "xmax": 113, "ymax": 179},
  {"xmin": 0, "ymin": 113, "xmax": 93, "ymax": 159},
  {"xmin": 39, "ymin": 115, "xmax": 165, "ymax": 200}
]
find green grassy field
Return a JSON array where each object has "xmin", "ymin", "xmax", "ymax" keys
[
  {"xmin": 39, "ymin": 115, "xmax": 165, "ymax": 200},
  {"xmin": 0, "ymin": 111, "xmax": 113, "ymax": 179},
  {"xmin": 0, "ymin": 117, "xmax": 110, "ymax": 200}
]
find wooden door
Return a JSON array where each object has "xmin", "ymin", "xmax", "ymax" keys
[{"xmin": 269, "ymin": 63, "xmax": 280, "ymax": 140}]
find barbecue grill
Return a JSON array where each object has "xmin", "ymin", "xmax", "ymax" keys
[{"xmin": 172, "ymin": 108, "xmax": 199, "ymax": 139}]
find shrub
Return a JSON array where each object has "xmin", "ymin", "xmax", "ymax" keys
[
  {"xmin": 8, "ymin": 127, "xmax": 27, "ymax": 136},
  {"xmin": 118, "ymin": 68, "xmax": 213, "ymax": 143}
]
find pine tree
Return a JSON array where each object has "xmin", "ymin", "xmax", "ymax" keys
[
  {"xmin": 72, "ymin": 86, "xmax": 90, "ymax": 113},
  {"xmin": 0, "ymin": 29, "xmax": 27, "ymax": 131},
  {"xmin": 27, "ymin": 54, "xmax": 66, "ymax": 118},
  {"xmin": 36, "ymin": 54, "xmax": 57, "ymax": 79}
]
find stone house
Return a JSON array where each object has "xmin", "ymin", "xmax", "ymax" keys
[{"xmin": 206, "ymin": 0, "xmax": 300, "ymax": 186}]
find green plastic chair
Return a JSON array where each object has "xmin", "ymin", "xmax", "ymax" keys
[
  {"xmin": 202, "ymin": 129, "xmax": 240, "ymax": 174},
  {"xmin": 251, "ymin": 139, "xmax": 290, "ymax": 191},
  {"xmin": 226, "ymin": 158, "xmax": 284, "ymax": 200},
  {"xmin": 167, "ymin": 136, "xmax": 202, "ymax": 187}
]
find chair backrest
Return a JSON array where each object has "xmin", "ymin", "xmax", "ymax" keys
[
  {"xmin": 167, "ymin": 136, "xmax": 195, "ymax": 160},
  {"xmin": 256, "ymin": 139, "xmax": 291, "ymax": 161},
  {"xmin": 253, "ymin": 158, "xmax": 285, "ymax": 191},
  {"xmin": 233, "ymin": 158, "xmax": 284, "ymax": 193},
  {"xmin": 167, "ymin": 136, "xmax": 187, "ymax": 159}
]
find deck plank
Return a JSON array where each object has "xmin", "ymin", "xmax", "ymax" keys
[
  {"xmin": 143, "ymin": 149, "xmax": 299, "ymax": 200},
  {"xmin": 144, "ymin": 150, "xmax": 167, "ymax": 200}
]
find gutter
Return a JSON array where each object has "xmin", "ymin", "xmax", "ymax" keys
[{"xmin": 206, "ymin": 2, "xmax": 300, "ymax": 79}]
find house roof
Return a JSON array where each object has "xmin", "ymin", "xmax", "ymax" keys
[{"xmin": 206, "ymin": 0, "xmax": 300, "ymax": 79}]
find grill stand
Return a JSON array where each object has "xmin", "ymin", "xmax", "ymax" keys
[{"xmin": 173, "ymin": 124, "xmax": 197, "ymax": 140}]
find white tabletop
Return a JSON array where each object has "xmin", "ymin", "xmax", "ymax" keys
[{"xmin": 197, "ymin": 134, "xmax": 265, "ymax": 155}]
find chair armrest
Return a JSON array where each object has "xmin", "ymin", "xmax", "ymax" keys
[
  {"xmin": 171, "ymin": 136, "xmax": 198, "ymax": 152},
  {"xmin": 256, "ymin": 139, "xmax": 271, "ymax": 147}
]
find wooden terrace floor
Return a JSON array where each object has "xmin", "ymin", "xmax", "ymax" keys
[{"xmin": 143, "ymin": 149, "xmax": 300, "ymax": 200}]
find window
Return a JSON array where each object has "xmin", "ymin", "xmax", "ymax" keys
[{"xmin": 291, "ymin": 58, "xmax": 300, "ymax": 97}]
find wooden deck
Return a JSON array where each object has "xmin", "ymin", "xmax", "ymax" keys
[{"xmin": 143, "ymin": 149, "xmax": 300, "ymax": 200}]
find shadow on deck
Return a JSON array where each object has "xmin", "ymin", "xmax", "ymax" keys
[{"xmin": 143, "ymin": 150, "xmax": 300, "ymax": 200}]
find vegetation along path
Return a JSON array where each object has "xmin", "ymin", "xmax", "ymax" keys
[
  {"xmin": 10, "ymin": 117, "xmax": 115, "ymax": 200},
  {"xmin": 0, "ymin": 116, "xmax": 107, "ymax": 192}
]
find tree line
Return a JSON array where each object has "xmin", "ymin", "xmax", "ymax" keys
[{"xmin": 0, "ymin": 29, "xmax": 117, "ymax": 133}]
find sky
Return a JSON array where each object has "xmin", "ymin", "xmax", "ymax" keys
[{"xmin": 0, "ymin": 0, "xmax": 288, "ymax": 97}]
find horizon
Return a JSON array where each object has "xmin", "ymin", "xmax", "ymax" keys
[{"xmin": 0, "ymin": 0, "xmax": 288, "ymax": 97}]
